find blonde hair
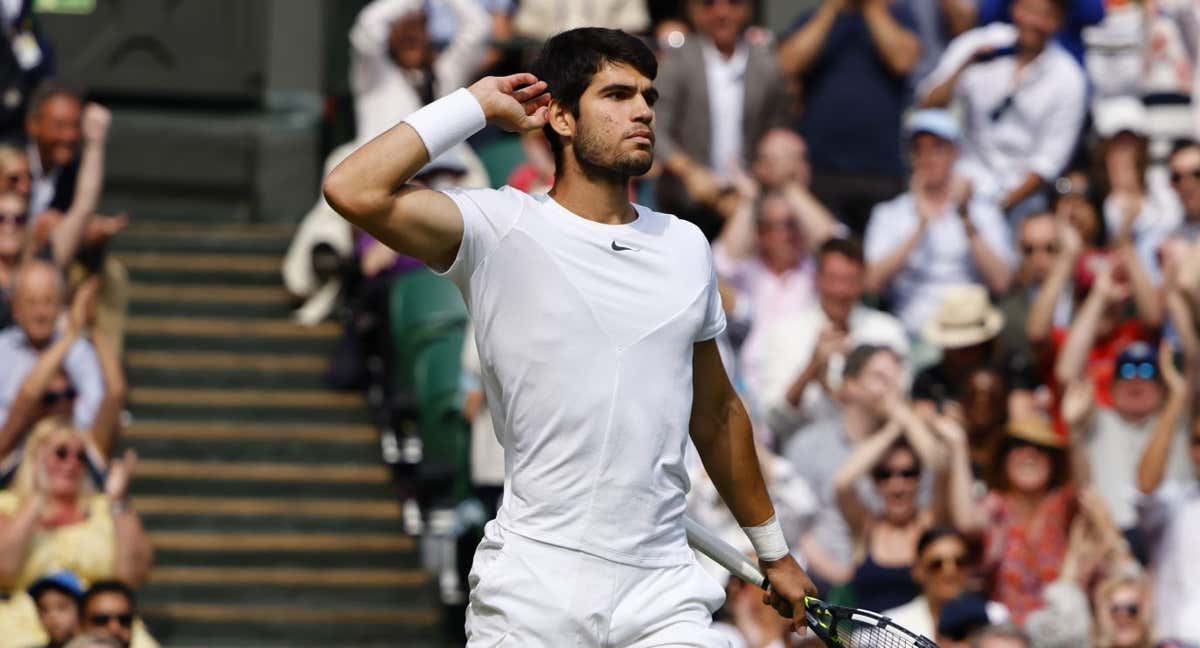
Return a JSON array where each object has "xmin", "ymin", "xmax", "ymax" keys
[
  {"xmin": 10, "ymin": 416, "xmax": 92, "ymax": 503},
  {"xmin": 1093, "ymin": 562, "xmax": 1153, "ymax": 648},
  {"xmin": 0, "ymin": 143, "xmax": 26, "ymax": 171}
]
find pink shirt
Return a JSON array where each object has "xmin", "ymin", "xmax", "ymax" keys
[{"xmin": 713, "ymin": 243, "xmax": 816, "ymax": 405}]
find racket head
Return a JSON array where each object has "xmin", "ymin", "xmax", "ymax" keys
[{"xmin": 803, "ymin": 597, "xmax": 939, "ymax": 648}]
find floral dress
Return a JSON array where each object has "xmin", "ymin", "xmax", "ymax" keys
[{"xmin": 982, "ymin": 486, "xmax": 1077, "ymax": 625}]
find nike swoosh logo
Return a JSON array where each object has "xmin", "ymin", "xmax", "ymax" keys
[{"xmin": 611, "ymin": 241, "xmax": 639, "ymax": 252}]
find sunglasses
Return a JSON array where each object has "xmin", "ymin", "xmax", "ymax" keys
[
  {"xmin": 871, "ymin": 467, "xmax": 921, "ymax": 482},
  {"xmin": 88, "ymin": 612, "xmax": 133, "ymax": 628},
  {"xmin": 41, "ymin": 386, "xmax": 77, "ymax": 406},
  {"xmin": 0, "ymin": 211, "xmax": 27, "ymax": 226},
  {"xmin": 923, "ymin": 555, "xmax": 969, "ymax": 572},
  {"xmin": 758, "ymin": 219, "xmax": 799, "ymax": 232},
  {"xmin": 1021, "ymin": 242, "xmax": 1059, "ymax": 256},
  {"xmin": 1170, "ymin": 169, "xmax": 1200, "ymax": 184},
  {"xmin": 51, "ymin": 444, "xmax": 86, "ymax": 464},
  {"xmin": 1117, "ymin": 362, "xmax": 1156, "ymax": 381},
  {"xmin": 1110, "ymin": 602, "xmax": 1140, "ymax": 617}
]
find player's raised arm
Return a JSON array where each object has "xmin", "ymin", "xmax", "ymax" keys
[
  {"xmin": 689, "ymin": 338, "xmax": 817, "ymax": 632},
  {"xmin": 322, "ymin": 74, "xmax": 550, "ymax": 270}
]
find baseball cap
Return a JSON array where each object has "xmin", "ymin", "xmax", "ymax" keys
[
  {"xmin": 906, "ymin": 109, "xmax": 961, "ymax": 144},
  {"xmin": 27, "ymin": 570, "xmax": 84, "ymax": 602},
  {"xmin": 1094, "ymin": 97, "xmax": 1149, "ymax": 139},
  {"xmin": 1115, "ymin": 340, "xmax": 1158, "ymax": 382},
  {"xmin": 937, "ymin": 593, "xmax": 992, "ymax": 640}
]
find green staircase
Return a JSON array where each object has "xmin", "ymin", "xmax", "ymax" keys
[{"xmin": 112, "ymin": 221, "xmax": 446, "ymax": 647}]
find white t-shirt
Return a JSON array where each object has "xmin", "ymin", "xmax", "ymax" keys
[{"xmin": 439, "ymin": 186, "xmax": 726, "ymax": 567}]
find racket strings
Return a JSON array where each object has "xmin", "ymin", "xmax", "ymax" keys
[{"xmin": 831, "ymin": 617, "xmax": 921, "ymax": 648}]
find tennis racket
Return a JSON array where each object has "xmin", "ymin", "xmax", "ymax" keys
[{"xmin": 683, "ymin": 515, "xmax": 938, "ymax": 648}]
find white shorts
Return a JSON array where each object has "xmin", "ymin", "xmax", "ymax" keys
[{"xmin": 465, "ymin": 521, "xmax": 730, "ymax": 647}]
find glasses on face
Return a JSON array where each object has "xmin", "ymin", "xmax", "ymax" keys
[
  {"xmin": 51, "ymin": 443, "xmax": 86, "ymax": 464},
  {"xmin": 1170, "ymin": 168, "xmax": 1200, "ymax": 185},
  {"xmin": 1117, "ymin": 361, "xmax": 1156, "ymax": 381},
  {"xmin": 758, "ymin": 219, "xmax": 798, "ymax": 233},
  {"xmin": 41, "ymin": 385, "xmax": 77, "ymax": 406},
  {"xmin": 871, "ymin": 466, "xmax": 921, "ymax": 482},
  {"xmin": 1021, "ymin": 242, "xmax": 1059, "ymax": 256},
  {"xmin": 1110, "ymin": 602, "xmax": 1140, "ymax": 617},
  {"xmin": 88, "ymin": 612, "xmax": 134, "ymax": 628},
  {"xmin": 0, "ymin": 210, "xmax": 27, "ymax": 226},
  {"xmin": 923, "ymin": 554, "xmax": 969, "ymax": 572}
]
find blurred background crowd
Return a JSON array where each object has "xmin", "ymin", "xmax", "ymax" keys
[{"xmin": 4, "ymin": 0, "xmax": 1200, "ymax": 646}]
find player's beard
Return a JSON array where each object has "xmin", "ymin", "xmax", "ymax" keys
[{"xmin": 573, "ymin": 122, "xmax": 653, "ymax": 180}]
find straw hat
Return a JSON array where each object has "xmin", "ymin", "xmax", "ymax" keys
[
  {"xmin": 1006, "ymin": 416, "xmax": 1065, "ymax": 450},
  {"xmin": 922, "ymin": 284, "xmax": 1005, "ymax": 349}
]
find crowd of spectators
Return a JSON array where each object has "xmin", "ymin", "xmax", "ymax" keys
[
  {"xmin": 0, "ymin": 2, "xmax": 146, "ymax": 647},
  {"xmin": 307, "ymin": 0, "xmax": 1200, "ymax": 646}
]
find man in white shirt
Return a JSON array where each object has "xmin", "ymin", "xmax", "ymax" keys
[
  {"xmin": 324, "ymin": 27, "xmax": 815, "ymax": 646},
  {"xmin": 759, "ymin": 237, "xmax": 909, "ymax": 438},
  {"xmin": 864, "ymin": 109, "xmax": 1016, "ymax": 336},
  {"xmin": 918, "ymin": 0, "xmax": 1086, "ymax": 221}
]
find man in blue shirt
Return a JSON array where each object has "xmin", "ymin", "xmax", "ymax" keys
[{"xmin": 778, "ymin": 0, "xmax": 921, "ymax": 236}]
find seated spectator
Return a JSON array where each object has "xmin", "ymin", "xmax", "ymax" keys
[
  {"xmin": 1164, "ymin": 141, "xmax": 1200, "ymax": 243},
  {"xmin": 1064, "ymin": 341, "xmax": 1193, "ymax": 559},
  {"xmin": 0, "ymin": 265, "xmax": 114, "ymax": 470},
  {"xmin": 783, "ymin": 345, "xmax": 907, "ymax": 587},
  {"xmin": 912, "ymin": 285, "xmax": 1006, "ymax": 411},
  {"xmin": 0, "ymin": 419, "xmax": 152, "ymax": 648},
  {"xmin": 778, "ymin": 0, "xmax": 920, "ymax": 233},
  {"xmin": 833, "ymin": 403, "xmax": 943, "ymax": 612},
  {"xmin": 953, "ymin": 366, "xmax": 1011, "ymax": 486},
  {"xmin": 29, "ymin": 571, "xmax": 83, "ymax": 648},
  {"xmin": 760, "ymin": 237, "xmax": 909, "ymax": 437},
  {"xmin": 976, "ymin": 0, "xmax": 1103, "ymax": 63},
  {"xmin": 512, "ymin": 0, "xmax": 649, "ymax": 41},
  {"xmin": 865, "ymin": 111, "xmax": 1015, "ymax": 336},
  {"xmin": 919, "ymin": 0, "xmax": 1087, "ymax": 221},
  {"xmin": 1093, "ymin": 565, "xmax": 1156, "ymax": 648},
  {"xmin": 79, "ymin": 581, "xmax": 156, "ymax": 648},
  {"xmin": 1135, "ymin": 340, "xmax": 1200, "ymax": 643},
  {"xmin": 713, "ymin": 183, "xmax": 838, "ymax": 399},
  {"xmin": 952, "ymin": 416, "xmax": 1081, "ymax": 624},
  {"xmin": 1095, "ymin": 97, "xmax": 1180, "ymax": 284},
  {"xmin": 654, "ymin": 0, "xmax": 790, "ymax": 239},
  {"xmin": 885, "ymin": 526, "xmax": 977, "ymax": 640}
]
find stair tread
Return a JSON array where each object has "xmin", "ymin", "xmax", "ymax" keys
[
  {"xmin": 126, "ymin": 420, "xmax": 376, "ymax": 443},
  {"xmin": 150, "ymin": 531, "xmax": 414, "ymax": 552},
  {"xmin": 136, "ymin": 495, "xmax": 400, "ymax": 518},
  {"xmin": 132, "ymin": 386, "xmax": 364, "ymax": 409},
  {"xmin": 137, "ymin": 459, "xmax": 389, "ymax": 483}
]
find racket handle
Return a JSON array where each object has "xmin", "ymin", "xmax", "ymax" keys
[{"xmin": 683, "ymin": 515, "xmax": 769, "ymax": 589}]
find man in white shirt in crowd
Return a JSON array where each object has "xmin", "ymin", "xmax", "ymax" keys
[
  {"xmin": 759, "ymin": 237, "xmax": 909, "ymax": 438},
  {"xmin": 918, "ymin": 0, "xmax": 1086, "ymax": 221},
  {"xmin": 864, "ymin": 109, "xmax": 1016, "ymax": 337},
  {"xmin": 324, "ymin": 27, "xmax": 815, "ymax": 645}
]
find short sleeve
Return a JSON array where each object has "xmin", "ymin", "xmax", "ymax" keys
[
  {"xmin": 434, "ymin": 186, "xmax": 523, "ymax": 292},
  {"xmin": 696, "ymin": 249, "xmax": 727, "ymax": 342}
]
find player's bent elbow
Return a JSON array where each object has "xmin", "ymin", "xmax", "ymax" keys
[{"xmin": 322, "ymin": 171, "xmax": 378, "ymax": 224}]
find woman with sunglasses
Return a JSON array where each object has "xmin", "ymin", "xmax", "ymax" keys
[
  {"xmin": 883, "ymin": 525, "xmax": 978, "ymax": 642},
  {"xmin": 1093, "ymin": 565, "xmax": 1155, "ymax": 648},
  {"xmin": 832, "ymin": 399, "xmax": 943, "ymax": 612},
  {"xmin": 944, "ymin": 414, "xmax": 1083, "ymax": 625},
  {"xmin": 0, "ymin": 417, "xmax": 153, "ymax": 648}
]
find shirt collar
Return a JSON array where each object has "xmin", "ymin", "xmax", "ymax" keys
[{"xmin": 700, "ymin": 36, "xmax": 749, "ymax": 77}]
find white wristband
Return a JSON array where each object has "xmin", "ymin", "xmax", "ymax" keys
[
  {"xmin": 743, "ymin": 515, "xmax": 789, "ymax": 562},
  {"xmin": 402, "ymin": 88, "xmax": 487, "ymax": 161}
]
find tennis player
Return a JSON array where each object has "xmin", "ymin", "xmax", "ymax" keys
[{"xmin": 324, "ymin": 27, "xmax": 816, "ymax": 646}]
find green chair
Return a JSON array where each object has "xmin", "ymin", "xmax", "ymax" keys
[{"xmin": 476, "ymin": 135, "xmax": 526, "ymax": 188}]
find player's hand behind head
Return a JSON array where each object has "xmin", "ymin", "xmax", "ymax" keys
[{"xmin": 468, "ymin": 74, "xmax": 552, "ymax": 134}]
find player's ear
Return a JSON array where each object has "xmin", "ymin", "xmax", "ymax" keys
[{"xmin": 548, "ymin": 101, "xmax": 574, "ymax": 141}]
